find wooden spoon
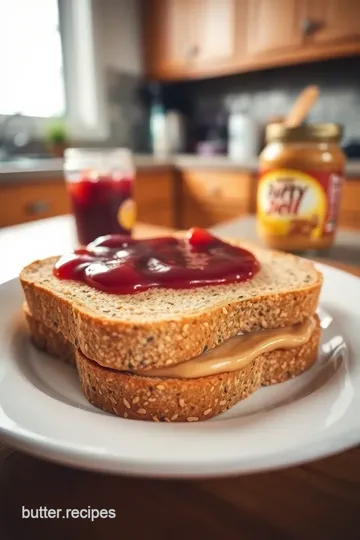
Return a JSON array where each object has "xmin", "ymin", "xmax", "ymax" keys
[{"xmin": 285, "ymin": 85, "xmax": 320, "ymax": 127}]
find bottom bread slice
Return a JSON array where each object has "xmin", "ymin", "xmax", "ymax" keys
[
  {"xmin": 24, "ymin": 305, "xmax": 320, "ymax": 422},
  {"xmin": 77, "ymin": 349, "xmax": 262, "ymax": 422},
  {"xmin": 261, "ymin": 317, "xmax": 320, "ymax": 385}
]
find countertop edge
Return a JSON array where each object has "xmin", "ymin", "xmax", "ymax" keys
[{"xmin": 1, "ymin": 155, "xmax": 360, "ymax": 183}]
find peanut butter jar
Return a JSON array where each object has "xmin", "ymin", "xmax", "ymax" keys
[{"xmin": 257, "ymin": 123, "xmax": 345, "ymax": 252}]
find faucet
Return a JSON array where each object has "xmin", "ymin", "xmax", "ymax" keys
[{"xmin": 0, "ymin": 113, "xmax": 30, "ymax": 160}]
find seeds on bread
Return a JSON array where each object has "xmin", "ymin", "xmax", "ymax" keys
[
  {"xmin": 24, "ymin": 305, "xmax": 321, "ymax": 421},
  {"xmin": 20, "ymin": 240, "xmax": 322, "ymax": 371}
]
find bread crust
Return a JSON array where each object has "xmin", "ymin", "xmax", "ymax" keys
[
  {"xmin": 76, "ymin": 351, "xmax": 263, "ymax": 422},
  {"xmin": 24, "ymin": 306, "xmax": 320, "ymax": 422},
  {"xmin": 262, "ymin": 315, "xmax": 320, "ymax": 385},
  {"xmin": 26, "ymin": 305, "xmax": 75, "ymax": 366},
  {"xmin": 75, "ymin": 328, "xmax": 319, "ymax": 422},
  {"xmin": 20, "ymin": 250, "xmax": 322, "ymax": 371}
]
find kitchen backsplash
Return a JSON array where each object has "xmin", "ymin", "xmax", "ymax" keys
[
  {"xmin": 7, "ymin": 57, "xmax": 360, "ymax": 157},
  {"xmin": 106, "ymin": 69, "xmax": 148, "ymax": 151},
  {"xmin": 165, "ymin": 56, "xmax": 360, "ymax": 146}
]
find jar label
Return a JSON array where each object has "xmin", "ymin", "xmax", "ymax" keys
[
  {"xmin": 117, "ymin": 199, "xmax": 136, "ymax": 231},
  {"xmin": 257, "ymin": 168, "xmax": 343, "ymax": 238}
]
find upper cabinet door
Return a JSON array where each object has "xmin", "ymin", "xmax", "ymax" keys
[
  {"xmin": 143, "ymin": 0, "xmax": 360, "ymax": 81},
  {"xmin": 246, "ymin": 0, "xmax": 303, "ymax": 56},
  {"xmin": 302, "ymin": 0, "xmax": 360, "ymax": 44},
  {"xmin": 144, "ymin": 0, "xmax": 193, "ymax": 77},
  {"xmin": 144, "ymin": 0, "xmax": 243, "ymax": 79},
  {"xmin": 190, "ymin": 0, "xmax": 237, "ymax": 65}
]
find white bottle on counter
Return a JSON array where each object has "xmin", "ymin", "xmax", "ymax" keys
[
  {"xmin": 148, "ymin": 82, "xmax": 170, "ymax": 157},
  {"xmin": 228, "ymin": 111, "xmax": 260, "ymax": 161},
  {"xmin": 150, "ymin": 103, "xmax": 169, "ymax": 157},
  {"xmin": 226, "ymin": 95, "xmax": 260, "ymax": 162},
  {"xmin": 165, "ymin": 111, "xmax": 186, "ymax": 154}
]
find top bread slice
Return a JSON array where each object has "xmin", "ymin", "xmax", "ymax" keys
[{"xmin": 20, "ymin": 239, "xmax": 322, "ymax": 371}]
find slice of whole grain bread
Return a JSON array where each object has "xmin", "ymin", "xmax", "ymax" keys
[
  {"xmin": 75, "ymin": 329, "xmax": 319, "ymax": 422},
  {"xmin": 24, "ymin": 304, "xmax": 320, "ymax": 422},
  {"xmin": 20, "ymin": 239, "xmax": 322, "ymax": 371}
]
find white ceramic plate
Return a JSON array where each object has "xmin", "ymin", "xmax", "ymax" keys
[{"xmin": 0, "ymin": 263, "xmax": 359, "ymax": 478}]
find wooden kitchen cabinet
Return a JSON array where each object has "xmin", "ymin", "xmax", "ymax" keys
[
  {"xmin": 338, "ymin": 178, "xmax": 360, "ymax": 229},
  {"xmin": 245, "ymin": 0, "xmax": 360, "ymax": 68},
  {"xmin": 190, "ymin": 0, "xmax": 239, "ymax": 71},
  {"xmin": 246, "ymin": 0, "xmax": 303, "ymax": 56},
  {"xmin": 303, "ymin": 0, "xmax": 360, "ymax": 45},
  {"xmin": 143, "ymin": 0, "xmax": 192, "ymax": 78},
  {"xmin": 135, "ymin": 168, "xmax": 174, "ymax": 228},
  {"xmin": 180, "ymin": 169, "xmax": 256, "ymax": 229},
  {"xmin": 0, "ymin": 179, "xmax": 70, "ymax": 228},
  {"xmin": 0, "ymin": 169, "xmax": 175, "ymax": 229},
  {"xmin": 143, "ymin": 0, "xmax": 242, "ymax": 79},
  {"xmin": 143, "ymin": 0, "xmax": 360, "ymax": 80}
]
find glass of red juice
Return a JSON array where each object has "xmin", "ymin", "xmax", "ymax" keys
[{"xmin": 64, "ymin": 148, "xmax": 136, "ymax": 246}]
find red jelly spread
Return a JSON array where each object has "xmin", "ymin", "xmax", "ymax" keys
[{"xmin": 53, "ymin": 228, "xmax": 260, "ymax": 294}]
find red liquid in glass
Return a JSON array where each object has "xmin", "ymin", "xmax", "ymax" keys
[
  {"xmin": 68, "ymin": 173, "xmax": 134, "ymax": 246},
  {"xmin": 54, "ymin": 228, "xmax": 260, "ymax": 295}
]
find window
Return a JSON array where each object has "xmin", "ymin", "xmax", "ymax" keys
[
  {"xmin": 0, "ymin": 0, "xmax": 108, "ymax": 139},
  {"xmin": 0, "ymin": 0, "xmax": 65, "ymax": 118}
]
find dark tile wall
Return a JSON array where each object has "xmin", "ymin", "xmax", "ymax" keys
[
  {"xmin": 165, "ymin": 56, "xmax": 360, "ymax": 145},
  {"xmin": 106, "ymin": 69, "xmax": 149, "ymax": 151}
]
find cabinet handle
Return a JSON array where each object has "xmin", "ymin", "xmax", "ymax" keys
[
  {"xmin": 300, "ymin": 18, "xmax": 318, "ymax": 36},
  {"xmin": 186, "ymin": 44, "xmax": 200, "ymax": 60},
  {"xmin": 26, "ymin": 200, "xmax": 51, "ymax": 215},
  {"xmin": 207, "ymin": 186, "xmax": 221, "ymax": 197}
]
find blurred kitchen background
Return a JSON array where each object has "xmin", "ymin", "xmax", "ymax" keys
[{"xmin": 1, "ymin": 0, "xmax": 360, "ymax": 232}]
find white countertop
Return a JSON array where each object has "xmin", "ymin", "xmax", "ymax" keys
[{"xmin": 1, "ymin": 215, "xmax": 359, "ymax": 285}]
